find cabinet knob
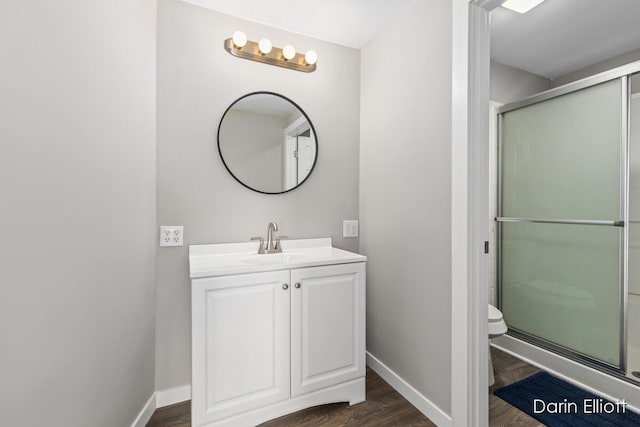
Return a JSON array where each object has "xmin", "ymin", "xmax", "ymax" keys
[
  {"xmin": 295, "ymin": 282, "xmax": 301, "ymax": 289},
  {"xmin": 282, "ymin": 283, "xmax": 289, "ymax": 290}
]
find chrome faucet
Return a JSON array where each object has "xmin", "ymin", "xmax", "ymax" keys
[
  {"xmin": 266, "ymin": 222, "xmax": 278, "ymax": 253},
  {"xmin": 251, "ymin": 222, "xmax": 287, "ymax": 254}
]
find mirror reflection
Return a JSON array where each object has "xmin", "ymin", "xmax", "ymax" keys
[{"xmin": 218, "ymin": 92, "xmax": 317, "ymax": 194}]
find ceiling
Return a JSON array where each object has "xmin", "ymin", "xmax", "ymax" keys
[
  {"xmin": 182, "ymin": 0, "xmax": 640, "ymax": 80},
  {"xmin": 181, "ymin": 0, "xmax": 414, "ymax": 49},
  {"xmin": 491, "ymin": 0, "xmax": 640, "ymax": 79}
]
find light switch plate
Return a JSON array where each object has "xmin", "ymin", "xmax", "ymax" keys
[
  {"xmin": 160, "ymin": 226, "xmax": 184, "ymax": 247},
  {"xmin": 343, "ymin": 220, "xmax": 359, "ymax": 238}
]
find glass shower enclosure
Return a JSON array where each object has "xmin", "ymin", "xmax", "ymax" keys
[{"xmin": 497, "ymin": 74, "xmax": 630, "ymax": 373}]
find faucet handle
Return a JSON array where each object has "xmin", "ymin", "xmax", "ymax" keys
[
  {"xmin": 274, "ymin": 236, "xmax": 288, "ymax": 252},
  {"xmin": 250, "ymin": 237, "xmax": 265, "ymax": 254}
]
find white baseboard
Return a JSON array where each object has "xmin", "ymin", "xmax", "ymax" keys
[
  {"xmin": 150, "ymin": 357, "xmax": 454, "ymax": 425},
  {"xmin": 130, "ymin": 385, "xmax": 190, "ymax": 427},
  {"xmin": 156, "ymin": 384, "xmax": 191, "ymax": 408},
  {"xmin": 131, "ymin": 394, "xmax": 156, "ymax": 427},
  {"xmin": 366, "ymin": 352, "xmax": 452, "ymax": 427}
]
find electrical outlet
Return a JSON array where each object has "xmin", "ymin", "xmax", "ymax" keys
[
  {"xmin": 343, "ymin": 220, "xmax": 359, "ymax": 238},
  {"xmin": 160, "ymin": 226, "xmax": 184, "ymax": 247}
]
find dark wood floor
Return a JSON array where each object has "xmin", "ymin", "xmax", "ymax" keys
[
  {"xmin": 147, "ymin": 350, "xmax": 542, "ymax": 426},
  {"xmin": 147, "ymin": 367, "xmax": 435, "ymax": 427},
  {"xmin": 489, "ymin": 347, "xmax": 544, "ymax": 426}
]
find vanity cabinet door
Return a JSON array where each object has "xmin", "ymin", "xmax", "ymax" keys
[
  {"xmin": 290, "ymin": 263, "xmax": 366, "ymax": 396},
  {"xmin": 191, "ymin": 271, "xmax": 290, "ymax": 426}
]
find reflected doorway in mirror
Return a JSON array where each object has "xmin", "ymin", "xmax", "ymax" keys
[{"xmin": 218, "ymin": 92, "xmax": 318, "ymax": 194}]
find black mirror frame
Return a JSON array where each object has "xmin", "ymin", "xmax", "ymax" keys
[{"xmin": 217, "ymin": 91, "xmax": 318, "ymax": 195}]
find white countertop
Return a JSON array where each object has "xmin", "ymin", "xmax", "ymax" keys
[{"xmin": 189, "ymin": 238, "xmax": 366, "ymax": 279}]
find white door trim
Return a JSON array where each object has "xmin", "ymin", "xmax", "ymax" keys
[
  {"xmin": 488, "ymin": 101, "xmax": 503, "ymax": 306},
  {"xmin": 451, "ymin": 1, "xmax": 494, "ymax": 426}
]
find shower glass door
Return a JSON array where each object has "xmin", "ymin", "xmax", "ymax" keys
[{"xmin": 498, "ymin": 78, "xmax": 625, "ymax": 369}]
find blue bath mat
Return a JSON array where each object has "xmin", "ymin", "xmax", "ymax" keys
[{"xmin": 494, "ymin": 371, "xmax": 640, "ymax": 426}]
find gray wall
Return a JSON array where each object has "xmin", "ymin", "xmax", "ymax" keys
[
  {"xmin": 0, "ymin": 1, "xmax": 156, "ymax": 426},
  {"xmin": 552, "ymin": 47, "xmax": 640, "ymax": 88},
  {"xmin": 490, "ymin": 61, "xmax": 550, "ymax": 104},
  {"xmin": 360, "ymin": 0, "xmax": 453, "ymax": 415},
  {"xmin": 156, "ymin": 0, "xmax": 360, "ymax": 391}
]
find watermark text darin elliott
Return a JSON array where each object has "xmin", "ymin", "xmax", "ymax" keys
[{"xmin": 533, "ymin": 398, "xmax": 627, "ymax": 414}]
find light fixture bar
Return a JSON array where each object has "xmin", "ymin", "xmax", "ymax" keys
[
  {"xmin": 501, "ymin": 0, "xmax": 545, "ymax": 13},
  {"xmin": 224, "ymin": 38, "xmax": 317, "ymax": 73}
]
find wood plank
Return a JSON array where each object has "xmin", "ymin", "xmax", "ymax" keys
[
  {"xmin": 489, "ymin": 347, "xmax": 544, "ymax": 427},
  {"xmin": 147, "ymin": 351, "xmax": 542, "ymax": 426},
  {"xmin": 146, "ymin": 367, "xmax": 435, "ymax": 427}
]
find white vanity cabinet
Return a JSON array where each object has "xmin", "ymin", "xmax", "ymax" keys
[
  {"xmin": 290, "ymin": 263, "xmax": 365, "ymax": 396},
  {"xmin": 189, "ymin": 238, "xmax": 366, "ymax": 427},
  {"xmin": 191, "ymin": 270, "xmax": 292, "ymax": 424}
]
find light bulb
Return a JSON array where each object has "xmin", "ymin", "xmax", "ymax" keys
[
  {"xmin": 258, "ymin": 38, "xmax": 272, "ymax": 54},
  {"xmin": 282, "ymin": 45, "xmax": 296, "ymax": 60},
  {"xmin": 304, "ymin": 50, "xmax": 318, "ymax": 65},
  {"xmin": 232, "ymin": 31, "xmax": 247, "ymax": 48}
]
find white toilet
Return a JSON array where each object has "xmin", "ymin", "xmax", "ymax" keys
[{"xmin": 488, "ymin": 304, "xmax": 507, "ymax": 386}]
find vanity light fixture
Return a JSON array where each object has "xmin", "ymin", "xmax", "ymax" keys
[
  {"xmin": 501, "ymin": 0, "xmax": 545, "ymax": 13},
  {"xmin": 224, "ymin": 32, "xmax": 317, "ymax": 73}
]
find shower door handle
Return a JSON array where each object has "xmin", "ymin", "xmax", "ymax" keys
[{"xmin": 495, "ymin": 217, "xmax": 624, "ymax": 227}]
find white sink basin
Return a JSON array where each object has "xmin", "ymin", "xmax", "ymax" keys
[
  {"xmin": 189, "ymin": 238, "xmax": 366, "ymax": 278},
  {"xmin": 241, "ymin": 252, "xmax": 310, "ymax": 265}
]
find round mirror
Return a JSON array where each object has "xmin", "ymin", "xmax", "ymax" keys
[{"xmin": 218, "ymin": 92, "xmax": 318, "ymax": 194}]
